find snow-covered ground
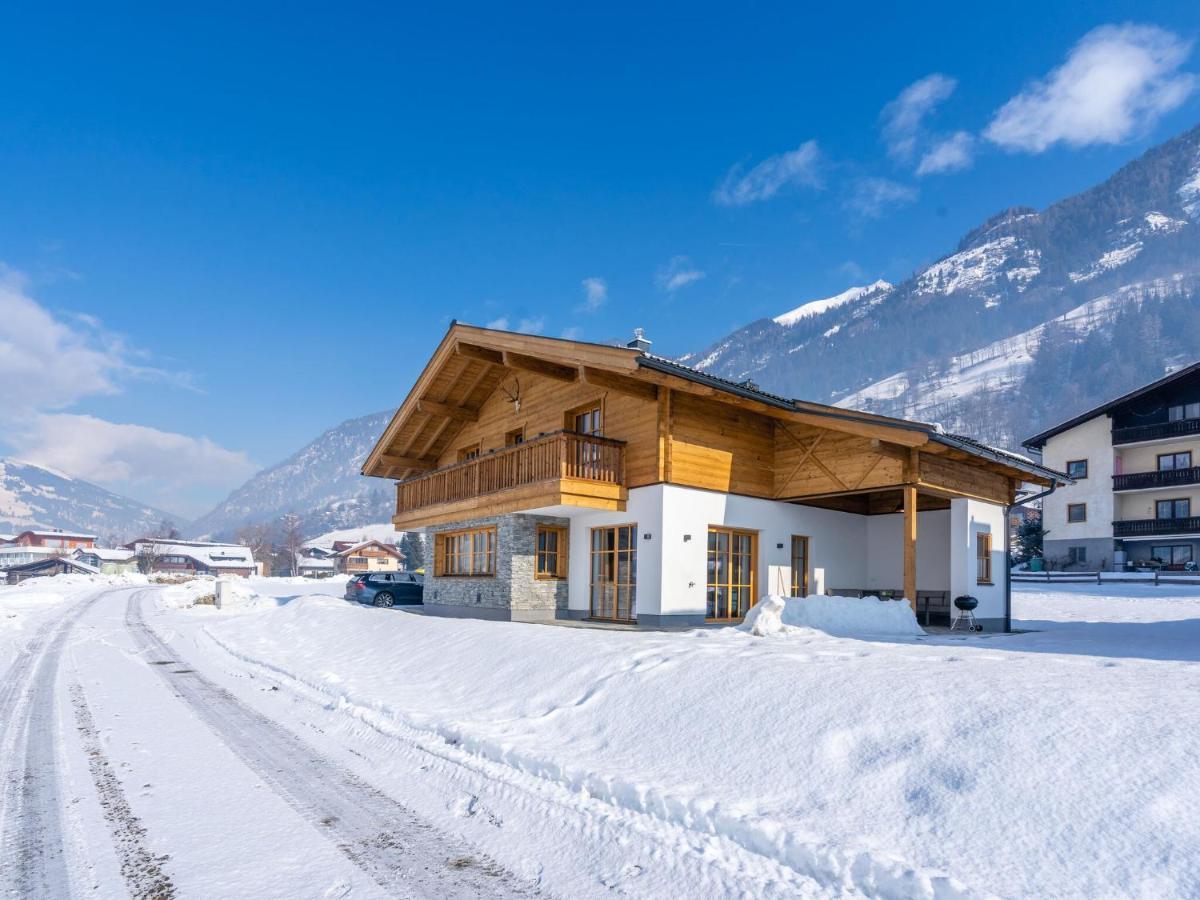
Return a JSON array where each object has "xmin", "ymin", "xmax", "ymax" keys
[{"xmin": 1, "ymin": 576, "xmax": 1198, "ymax": 898}]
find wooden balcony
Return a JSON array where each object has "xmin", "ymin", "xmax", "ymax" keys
[
  {"xmin": 393, "ymin": 430, "xmax": 627, "ymax": 528},
  {"xmin": 1112, "ymin": 418, "xmax": 1200, "ymax": 445},
  {"xmin": 1114, "ymin": 516, "xmax": 1200, "ymax": 538},
  {"xmin": 1113, "ymin": 467, "xmax": 1200, "ymax": 491}
]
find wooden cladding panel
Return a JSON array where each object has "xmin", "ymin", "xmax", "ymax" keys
[
  {"xmin": 919, "ymin": 454, "xmax": 1011, "ymax": 504},
  {"xmin": 668, "ymin": 392, "xmax": 775, "ymax": 497},
  {"xmin": 774, "ymin": 426, "xmax": 904, "ymax": 499},
  {"xmin": 434, "ymin": 371, "xmax": 660, "ymax": 487}
]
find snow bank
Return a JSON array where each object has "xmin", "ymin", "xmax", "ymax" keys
[{"xmin": 742, "ymin": 594, "xmax": 925, "ymax": 638}]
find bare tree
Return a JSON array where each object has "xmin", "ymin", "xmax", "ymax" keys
[
  {"xmin": 236, "ymin": 522, "xmax": 273, "ymax": 570},
  {"xmin": 157, "ymin": 519, "xmax": 181, "ymax": 540},
  {"xmin": 279, "ymin": 513, "xmax": 305, "ymax": 576},
  {"xmin": 135, "ymin": 539, "xmax": 167, "ymax": 575}
]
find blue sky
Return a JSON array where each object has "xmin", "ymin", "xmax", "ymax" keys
[{"xmin": 2, "ymin": 2, "xmax": 1199, "ymax": 517}]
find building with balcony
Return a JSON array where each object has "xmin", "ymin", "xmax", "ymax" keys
[
  {"xmin": 363, "ymin": 324, "xmax": 1066, "ymax": 630},
  {"xmin": 1024, "ymin": 361, "xmax": 1200, "ymax": 570}
]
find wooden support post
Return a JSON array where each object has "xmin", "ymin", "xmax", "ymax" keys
[{"xmin": 903, "ymin": 482, "xmax": 918, "ymax": 613}]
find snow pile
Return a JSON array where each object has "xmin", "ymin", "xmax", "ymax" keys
[{"xmin": 742, "ymin": 594, "xmax": 925, "ymax": 638}]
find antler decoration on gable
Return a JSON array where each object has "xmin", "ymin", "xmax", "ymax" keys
[{"xmin": 501, "ymin": 377, "xmax": 522, "ymax": 412}]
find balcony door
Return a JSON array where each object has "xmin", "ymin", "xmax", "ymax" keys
[
  {"xmin": 1157, "ymin": 498, "xmax": 1190, "ymax": 520},
  {"xmin": 590, "ymin": 524, "xmax": 636, "ymax": 621},
  {"xmin": 570, "ymin": 403, "xmax": 603, "ymax": 480},
  {"xmin": 707, "ymin": 527, "xmax": 757, "ymax": 621}
]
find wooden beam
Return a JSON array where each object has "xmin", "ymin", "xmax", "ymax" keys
[
  {"xmin": 502, "ymin": 351, "xmax": 578, "ymax": 382},
  {"xmin": 455, "ymin": 342, "xmax": 505, "ymax": 365},
  {"xmin": 416, "ymin": 399, "xmax": 478, "ymax": 422},
  {"xmin": 657, "ymin": 388, "xmax": 672, "ymax": 482},
  {"xmin": 379, "ymin": 453, "xmax": 436, "ymax": 471},
  {"xmin": 580, "ymin": 366, "xmax": 659, "ymax": 402},
  {"xmin": 903, "ymin": 483, "xmax": 918, "ymax": 614}
]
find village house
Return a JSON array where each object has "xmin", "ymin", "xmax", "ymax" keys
[
  {"xmin": 0, "ymin": 529, "xmax": 97, "ymax": 570},
  {"xmin": 332, "ymin": 539, "xmax": 404, "ymax": 574},
  {"xmin": 1024, "ymin": 361, "xmax": 1200, "ymax": 572},
  {"xmin": 362, "ymin": 324, "xmax": 1067, "ymax": 630},
  {"xmin": 123, "ymin": 537, "xmax": 257, "ymax": 577},
  {"xmin": 73, "ymin": 546, "xmax": 139, "ymax": 575},
  {"xmin": 296, "ymin": 554, "xmax": 337, "ymax": 578}
]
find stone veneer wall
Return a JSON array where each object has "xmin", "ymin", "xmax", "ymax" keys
[{"xmin": 425, "ymin": 513, "xmax": 570, "ymax": 621}]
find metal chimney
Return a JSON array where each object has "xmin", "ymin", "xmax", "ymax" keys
[{"xmin": 627, "ymin": 327, "xmax": 652, "ymax": 353}]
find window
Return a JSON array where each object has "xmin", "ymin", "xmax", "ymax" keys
[
  {"xmin": 1067, "ymin": 503, "xmax": 1087, "ymax": 523},
  {"xmin": 569, "ymin": 403, "xmax": 603, "ymax": 436},
  {"xmin": 1156, "ymin": 498, "xmax": 1190, "ymax": 520},
  {"xmin": 1067, "ymin": 546, "xmax": 1087, "ymax": 565},
  {"xmin": 1158, "ymin": 452, "xmax": 1193, "ymax": 471},
  {"xmin": 1151, "ymin": 545, "xmax": 1192, "ymax": 565},
  {"xmin": 707, "ymin": 527, "xmax": 757, "ymax": 620},
  {"xmin": 1169, "ymin": 403, "xmax": 1200, "ymax": 422},
  {"xmin": 590, "ymin": 525, "xmax": 636, "ymax": 620},
  {"xmin": 790, "ymin": 536, "xmax": 809, "ymax": 597},
  {"xmin": 434, "ymin": 527, "xmax": 496, "ymax": 576},
  {"xmin": 457, "ymin": 444, "xmax": 480, "ymax": 463},
  {"xmin": 976, "ymin": 533, "xmax": 993, "ymax": 584},
  {"xmin": 349, "ymin": 556, "xmax": 367, "ymax": 566},
  {"xmin": 535, "ymin": 525, "xmax": 568, "ymax": 579},
  {"xmin": 505, "ymin": 427, "xmax": 525, "ymax": 447},
  {"xmin": 1066, "ymin": 459, "xmax": 1088, "ymax": 479}
]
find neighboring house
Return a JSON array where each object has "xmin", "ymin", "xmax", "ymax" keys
[
  {"xmin": 1024, "ymin": 361, "xmax": 1200, "ymax": 572},
  {"xmin": 0, "ymin": 529, "xmax": 98, "ymax": 569},
  {"xmin": 296, "ymin": 555, "xmax": 337, "ymax": 578},
  {"xmin": 6, "ymin": 556, "xmax": 100, "ymax": 585},
  {"xmin": 73, "ymin": 547, "xmax": 138, "ymax": 575},
  {"xmin": 333, "ymin": 540, "xmax": 404, "ymax": 574},
  {"xmin": 361, "ymin": 324, "xmax": 1067, "ymax": 630},
  {"xmin": 123, "ymin": 538, "xmax": 256, "ymax": 577}
]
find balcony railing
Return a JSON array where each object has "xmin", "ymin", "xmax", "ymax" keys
[
  {"xmin": 1112, "ymin": 418, "xmax": 1200, "ymax": 445},
  {"xmin": 1113, "ymin": 466, "xmax": 1200, "ymax": 491},
  {"xmin": 397, "ymin": 430, "xmax": 625, "ymax": 515},
  {"xmin": 1114, "ymin": 516, "xmax": 1200, "ymax": 538}
]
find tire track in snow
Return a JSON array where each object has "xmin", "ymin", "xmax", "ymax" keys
[
  {"xmin": 125, "ymin": 589, "xmax": 537, "ymax": 899},
  {"xmin": 68, "ymin": 682, "xmax": 177, "ymax": 899},
  {"xmin": 0, "ymin": 591, "xmax": 104, "ymax": 899}
]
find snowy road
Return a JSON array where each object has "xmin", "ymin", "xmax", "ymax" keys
[{"xmin": 0, "ymin": 585, "xmax": 537, "ymax": 899}]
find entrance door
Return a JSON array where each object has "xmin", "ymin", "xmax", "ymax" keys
[
  {"xmin": 590, "ymin": 524, "xmax": 636, "ymax": 620},
  {"xmin": 707, "ymin": 527, "xmax": 757, "ymax": 620}
]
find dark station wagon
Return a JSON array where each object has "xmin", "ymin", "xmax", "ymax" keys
[{"xmin": 345, "ymin": 571, "xmax": 424, "ymax": 608}]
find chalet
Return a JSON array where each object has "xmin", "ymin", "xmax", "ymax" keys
[
  {"xmin": 124, "ymin": 538, "xmax": 256, "ymax": 577},
  {"xmin": 332, "ymin": 540, "xmax": 404, "ymax": 574},
  {"xmin": 296, "ymin": 555, "xmax": 337, "ymax": 578},
  {"xmin": 1024, "ymin": 362, "xmax": 1200, "ymax": 571},
  {"xmin": 362, "ymin": 324, "xmax": 1068, "ymax": 630}
]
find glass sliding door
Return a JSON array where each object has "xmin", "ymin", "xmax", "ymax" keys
[
  {"xmin": 707, "ymin": 527, "xmax": 757, "ymax": 620},
  {"xmin": 590, "ymin": 524, "xmax": 636, "ymax": 621}
]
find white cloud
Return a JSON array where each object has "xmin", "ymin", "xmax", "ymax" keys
[
  {"xmin": 579, "ymin": 277, "xmax": 607, "ymax": 313},
  {"xmin": 881, "ymin": 74, "xmax": 957, "ymax": 161},
  {"xmin": 985, "ymin": 24, "xmax": 1196, "ymax": 153},
  {"xmin": 0, "ymin": 267, "xmax": 253, "ymax": 516},
  {"xmin": 516, "ymin": 316, "xmax": 545, "ymax": 334},
  {"xmin": 713, "ymin": 141, "xmax": 821, "ymax": 206},
  {"xmin": 655, "ymin": 256, "xmax": 706, "ymax": 293},
  {"xmin": 11, "ymin": 414, "xmax": 257, "ymax": 516},
  {"xmin": 917, "ymin": 131, "xmax": 975, "ymax": 175},
  {"xmin": 844, "ymin": 178, "xmax": 918, "ymax": 220},
  {"xmin": 485, "ymin": 316, "xmax": 510, "ymax": 330}
]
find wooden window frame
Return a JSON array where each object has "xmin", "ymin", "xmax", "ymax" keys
[
  {"xmin": 535, "ymin": 525, "xmax": 568, "ymax": 579},
  {"xmin": 976, "ymin": 532, "xmax": 993, "ymax": 585},
  {"xmin": 505, "ymin": 427, "xmax": 526, "ymax": 447},
  {"xmin": 433, "ymin": 526, "xmax": 497, "ymax": 577},
  {"xmin": 456, "ymin": 443, "xmax": 481, "ymax": 463},
  {"xmin": 565, "ymin": 399, "xmax": 604, "ymax": 436},
  {"xmin": 1156, "ymin": 498, "xmax": 1191, "ymax": 520},
  {"xmin": 1065, "ymin": 459, "xmax": 1088, "ymax": 479},
  {"xmin": 790, "ymin": 535, "xmax": 809, "ymax": 598},
  {"xmin": 1067, "ymin": 503, "xmax": 1087, "ymax": 523},
  {"xmin": 706, "ymin": 526, "xmax": 758, "ymax": 621},
  {"xmin": 589, "ymin": 523, "xmax": 637, "ymax": 621},
  {"xmin": 1157, "ymin": 451, "xmax": 1193, "ymax": 472}
]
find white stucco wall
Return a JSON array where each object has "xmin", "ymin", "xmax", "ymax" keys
[
  {"xmin": 556, "ymin": 484, "xmax": 958, "ymax": 620},
  {"xmin": 1041, "ymin": 415, "xmax": 1114, "ymax": 537},
  {"xmin": 949, "ymin": 498, "xmax": 1007, "ymax": 625}
]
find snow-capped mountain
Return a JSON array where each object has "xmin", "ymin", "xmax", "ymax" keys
[
  {"xmin": 188, "ymin": 409, "xmax": 397, "ymax": 541},
  {"xmin": 684, "ymin": 122, "xmax": 1200, "ymax": 448},
  {"xmin": 0, "ymin": 458, "xmax": 180, "ymax": 543}
]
